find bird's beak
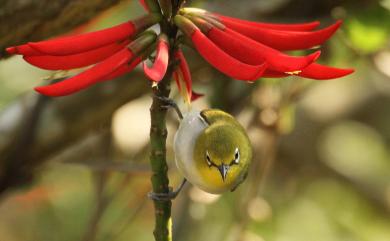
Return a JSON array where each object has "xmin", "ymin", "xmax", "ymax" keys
[{"xmin": 218, "ymin": 164, "xmax": 230, "ymax": 182}]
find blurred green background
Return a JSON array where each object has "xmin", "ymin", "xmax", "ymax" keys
[{"xmin": 0, "ymin": 0, "xmax": 389, "ymax": 241}]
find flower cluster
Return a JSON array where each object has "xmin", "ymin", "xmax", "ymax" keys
[{"xmin": 6, "ymin": 1, "xmax": 353, "ymax": 101}]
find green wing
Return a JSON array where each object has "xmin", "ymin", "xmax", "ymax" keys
[{"xmin": 200, "ymin": 109, "xmax": 244, "ymax": 130}]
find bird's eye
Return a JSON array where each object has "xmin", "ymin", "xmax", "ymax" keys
[
  {"xmin": 206, "ymin": 151, "xmax": 213, "ymax": 167},
  {"xmin": 231, "ymin": 147, "xmax": 240, "ymax": 165}
]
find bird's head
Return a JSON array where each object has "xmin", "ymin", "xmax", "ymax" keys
[{"xmin": 193, "ymin": 122, "xmax": 251, "ymax": 192}]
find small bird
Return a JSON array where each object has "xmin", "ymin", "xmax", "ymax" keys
[{"xmin": 174, "ymin": 109, "xmax": 252, "ymax": 194}]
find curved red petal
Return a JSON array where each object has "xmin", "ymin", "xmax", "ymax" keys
[
  {"xmin": 214, "ymin": 13, "xmax": 320, "ymax": 31},
  {"xmin": 175, "ymin": 50, "xmax": 193, "ymax": 100},
  {"xmin": 35, "ymin": 48, "xmax": 134, "ymax": 97},
  {"xmin": 101, "ymin": 56, "xmax": 142, "ymax": 81},
  {"xmin": 173, "ymin": 69, "xmax": 189, "ymax": 102},
  {"xmin": 6, "ymin": 45, "xmax": 43, "ymax": 56},
  {"xmin": 191, "ymin": 29, "xmax": 267, "ymax": 81},
  {"xmin": 173, "ymin": 70, "xmax": 182, "ymax": 91},
  {"xmin": 29, "ymin": 21, "xmax": 136, "ymax": 56},
  {"xmin": 224, "ymin": 20, "xmax": 342, "ymax": 51},
  {"xmin": 5, "ymin": 47, "xmax": 18, "ymax": 55},
  {"xmin": 206, "ymin": 26, "xmax": 320, "ymax": 72},
  {"xmin": 143, "ymin": 36, "xmax": 169, "ymax": 82},
  {"xmin": 24, "ymin": 40, "xmax": 130, "ymax": 70},
  {"xmin": 299, "ymin": 63, "xmax": 354, "ymax": 80},
  {"xmin": 173, "ymin": 67, "xmax": 203, "ymax": 103},
  {"xmin": 264, "ymin": 63, "xmax": 354, "ymax": 80},
  {"xmin": 191, "ymin": 91, "xmax": 204, "ymax": 101},
  {"xmin": 175, "ymin": 49, "xmax": 204, "ymax": 102}
]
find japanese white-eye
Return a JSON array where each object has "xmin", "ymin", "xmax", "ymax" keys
[{"xmin": 174, "ymin": 109, "xmax": 252, "ymax": 194}]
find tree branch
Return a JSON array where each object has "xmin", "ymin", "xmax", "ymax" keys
[
  {"xmin": 0, "ymin": 72, "xmax": 149, "ymax": 197},
  {"xmin": 0, "ymin": 0, "xmax": 122, "ymax": 58}
]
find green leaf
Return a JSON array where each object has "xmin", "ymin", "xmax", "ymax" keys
[{"xmin": 345, "ymin": 5, "xmax": 390, "ymax": 54}]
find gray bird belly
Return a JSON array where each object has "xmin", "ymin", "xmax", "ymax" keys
[{"xmin": 174, "ymin": 110, "xmax": 208, "ymax": 185}]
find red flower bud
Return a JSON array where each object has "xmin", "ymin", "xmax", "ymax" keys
[
  {"xmin": 222, "ymin": 18, "xmax": 342, "ymax": 51},
  {"xmin": 172, "ymin": 47, "xmax": 204, "ymax": 103},
  {"xmin": 213, "ymin": 13, "xmax": 320, "ymax": 31},
  {"xmin": 189, "ymin": 16, "xmax": 320, "ymax": 73},
  {"xmin": 174, "ymin": 15, "xmax": 267, "ymax": 81},
  {"xmin": 6, "ymin": 45, "xmax": 43, "ymax": 56},
  {"xmin": 181, "ymin": 8, "xmax": 320, "ymax": 31},
  {"xmin": 173, "ymin": 69, "xmax": 204, "ymax": 102},
  {"xmin": 174, "ymin": 49, "xmax": 204, "ymax": 102},
  {"xmin": 26, "ymin": 14, "xmax": 160, "ymax": 56},
  {"xmin": 173, "ymin": 70, "xmax": 187, "ymax": 102},
  {"xmin": 143, "ymin": 34, "xmax": 169, "ymax": 82},
  {"xmin": 101, "ymin": 56, "xmax": 143, "ymax": 81},
  {"xmin": 35, "ymin": 48, "xmax": 134, "ymax": 96},
  {"xmin": 23, "ymin": 39, "xmax": 130, "ymax": 70},
  {"xmin": 264, "ymin": 63, "xmax": 354, "ymax": 80},
  {"xmin": 35, "ymin": 32, "xmax": 157, "ymax": 96}
]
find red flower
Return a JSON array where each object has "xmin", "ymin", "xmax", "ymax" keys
[
  {"xmin": 6, "ymin": 2, "xmax": 354, "ymax": 99},
  {"xmin": 143, "ymin": 34, "xmax": 169, "ymax": 82},
  {"xmin": 174, "ymin": 50, "xmax": 204, "ymax": 103},
  {"xmin": 176, "ymin": 8, "xmax": 354, "ymax": 81}
]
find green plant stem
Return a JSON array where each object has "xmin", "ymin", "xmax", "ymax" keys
[
  {"xmin": 149, "ymin": 1, "xmax": 180, "ymax": 240},
  {"xmin": 149, "ymin": 69, "xmax": 174, "ymax": 241}
]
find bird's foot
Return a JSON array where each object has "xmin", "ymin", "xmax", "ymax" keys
[
  {"xmin": 153, "ymin": 95, "xmax": 183, "ymax": 119},
  {"xmin": 148, "ymin": 179, "xmax": 187, "ymax": 201}
]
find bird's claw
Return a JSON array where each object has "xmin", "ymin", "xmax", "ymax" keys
[
  {"xmin": 147, "ymin": 179, "xmax": 187, "ymax": 201},
  {"xmin": 153, "ymin": 95, "xmax": 183, "ymax": 119},
  {"xmin": 148, "ymin": 189, "xmax": 179, "ymax": 201},
  {"xmin": 155, "ymin": 95, "xmax": 175, "ymax": 107}
]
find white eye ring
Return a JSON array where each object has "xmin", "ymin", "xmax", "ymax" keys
[{"xmin": 234, "ymin": 147, "xmax": 240, "ymax": 164}]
